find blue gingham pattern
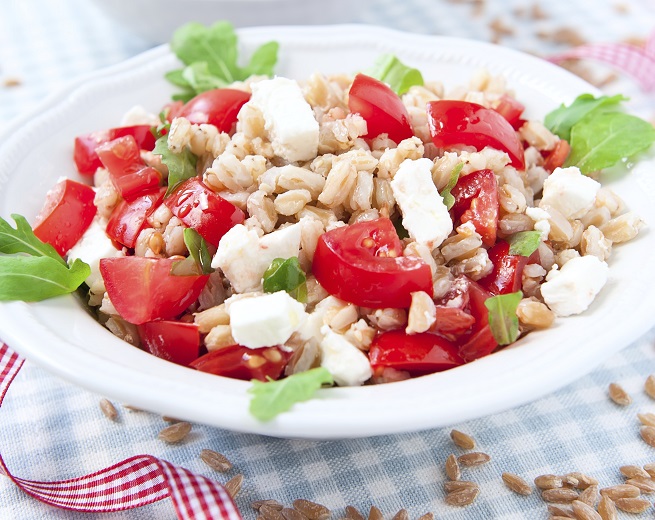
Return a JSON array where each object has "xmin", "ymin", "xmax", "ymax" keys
[{"xmin": 1, "ymin": 0, "xmax": 655, "ymax": 518}]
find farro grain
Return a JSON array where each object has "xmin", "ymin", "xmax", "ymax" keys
[
  {"xmin": 625, "ymin": 477, "xmax": 655, "ymax": 493},
  {"xmin": 274, "ymin": 189, "xmax": 312, "ymax": 216},
  {"xmin": 194, "ymin": 305, "xmax": 229, "ymax": 333},
  {"xmin": 547, "ymin": 504, "xmax": 574, "ymax": 518},
  {"xmin": 562, "ymin": 476, "xmax": 580, "ymax": 488},
  {"xmin": 517, "ymin": 298, "xmax": 555, "ymax": 329},
  {"xmin": 200, "ymin": 449, "xmax": 232, "ymax": 472},
  {"xmin": 599, "ymin": 484, "xmax": 641, "ymax": 500},
  {"xmin": 158, "ymin": 422, "xmax": 192, "ymax": 443},
  {"xmin": 542, "ymin": 488, "xmax": 579, "ymax": 503},
  {"xmin": 535, "ymin": 474, "xmax": 563, "ymax": 490},
  {"xmin": 614, "ymin": 496, "xmax": 651, "ymax": 513},
  {"xmin": 99, "ymin": 398, "xmax": 118, "ymax": 421},
  {"xmin": 367, "ymin": 506, "xmax": 383, "ymax": 520},
  {"xmin": 565, "ymin": 473, "xmax": 598, "ymax": 489},
  {"xmin": 122, "ymin": 404, "xmax": 142, "ymax": 412},
  {"xmin": 608, "ymin": 383, "xmax": 632, "ymax": 406},
  {"xmin": 457, "ymin": 452, "xmax": 491, "ymax": 467},
  {"xmin": 445, "ymin": 487, "xmax": 479, "ymax": 506},
  {"xmin": 205, "ymin": 325, "xmax": 235, "ymax": 352},
  {"xmin": 318, "ymin": 160, "xmax": 357, "ymax": 207},
  {"xmin": 643, "ymin": 463, "xmax": 655, "ymax": 478},
  {"xmin": 293, "ymin": 499, "xmax": 330, "ymax": 520},
  {"xmin": 645, "ymin": 375, "xmax": 655, "ymax": 399},
  {"xmin": 640, "ymin": 426, "xmax": 655, "ymax": 447},
  {"xmin": 620, "ymin": 465, "xmax": 651, "ymax": 479},
  {"xmin": 445, "ymin": 454, "xmax": 461, "ymax": 481},
  {"xmin": 391, "ymin": 509, "xmax": 409, "ymax": 520},
  {"xmin": 260, "ymin": 505, "xmax": 286, "ymax": 520},
  {"xmin": 597, "ymin": 495, "xmax": 617, "ymax": 520},
  {"xmin": 444, "ymin": 481, "xmax": 479, "ymax": 493},
  {"xmin": 599, "ymin": 212, "xmax": 644, "ymax": 243},
  {"xmin": 502, "ymin": 472, "xmax": 532, "ymax": 495},
  {"xmin": 344, "ymin": 505, "xmax": 365, "ymax": 520},
  {"xmin": 416, "ymin": 513, "xmax": 434, "ymax": 520},
  {"xmin": 578, "ymin": 485, "xmax": 599, "ymax": 507},
  {"xmin": 281, "ymin": 508, "xmax": 308, "ymax": 520},
  {"xmin": 225, "ymin": 474, "xmax": 243, "ymax": 498},
  {"xmin": 551, "ymin": 516, "xmax": 575, "ymax": 520},
  {"xmin": 571, "ymin": 500, "xmax": 602, "ymax": 520},
  {"xmin": 252, "ymin": 500, "xmax": 284, "ymax": 512},
  {"xmin": 162, "ymin": 415, "xmax": 181, "ymax": 423}
]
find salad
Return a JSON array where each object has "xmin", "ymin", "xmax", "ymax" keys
[{"xmin": 1, "ymin": 22, "xmax": 653, "ymax": 421}]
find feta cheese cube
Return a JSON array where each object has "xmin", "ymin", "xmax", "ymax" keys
[
  {"xmin": 539, "ymin": 166, "xmax": 601, "ymax": 220},
  {"xmin": 319, "ymin": 325, "xmax": 372, "ymax": 386},
  {"xmin": 525, "ymin": 207, "xmax": 551, "ymax": 241},
  {"xmin": 248, "ymin": 77, "xmax": 319, "ymax": 163},
  {"xmin": 228, "ymin": 291, "xmax": 307, "ymax": 349},
  {"xmin": 67, "ymin": 219, "xmax": 123, "ymax": 290},
  {"xmin": 390, "ymin": 158, "xmax": 453, "ymax": 249},
  {"xmin": 212, "ymin": 222, "xmax": 302, "ymax": 293},
  {"xmin": 540, "ymin": 255, "xmax": 609, "ymax": 316}
]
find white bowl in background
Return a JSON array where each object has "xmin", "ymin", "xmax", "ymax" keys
[
  {"xmin": 0, "ymin": 25, "xmax": 654, "ymax": 439},
  {"xmin": 90, "ymin": 0, "xmax": 371, "ymax": 43}
]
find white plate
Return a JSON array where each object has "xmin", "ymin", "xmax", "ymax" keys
[{"xmin": 0, "ymin": 25, "xmax": 654, "ymax": 439}]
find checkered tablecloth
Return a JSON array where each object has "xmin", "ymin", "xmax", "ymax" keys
[{"xmin": 1, "ymin": 1, "xmax": 655, "ymax": 518}]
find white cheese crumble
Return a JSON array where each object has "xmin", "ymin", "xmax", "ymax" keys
[
  {"xmin": 248, "ymin": 77, "xmax": 319, "ymax": 163},
  {"xmin": 525, "ymin": 207, "xmax": 551, "ymax": 241},
  {"xmin": 212, "ymin": 221, "xmax": 302, "ymax": 293},
  {"xmin": 540, "ymin": 255, "xmax": 609, "ymax": 317},
  {"xmin": 319, "ymin": 325, "xmax": 372, "ymax": 386},
  {"xmin": 228, "ymin": 291, "xmax": 307, "ymax": 349},
  {"xmin": 119, "ymin": 105, "xmax": 161, "ymax": 127},
  {"xmin": 539, "ymin": 166, "xmax": 601, "ymax": 220},
  {"xmin": 390, "ymin": 158, "xmax": 453, "ymax": 249}
]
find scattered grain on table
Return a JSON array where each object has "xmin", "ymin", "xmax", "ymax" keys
[
  {"xmin": 571, "ymin": 499, "xmax": 602, "ymax": 520},
  {"xmin": 158, "ymin": 421, "xmax": 192, "ymax": 443},
  {"xmin": 457, "ymin": 452, "xmax": 490, "ymax": 467},
  {"xmin": 444, "ymin": 486, "xmax": 479, "ymax": 507},
  {"xmin": 644, "ymin": 375, "xmax": 655, "ymax": 399},
  {"xmin": 445, "ymin": 454, "xmax": 461, "ymax": 481},
  {"xmin": 225, "ymin": 473, "xmax": 243, "ymax": 498},
  {"xmin": 542, "ymin": 487, "xmax": 579, "ymax": 503},
  {"xmin": 614, "ymin": 496, "xmax": 651, "ymax": 514},
  {"xmin": 252, "ymin": 500, "xmax": 284, "ymax": 512},
  {"xmin": 639, "ymin": 426, "xmax": 655, "ymax": 447},
  {"xmin": 200, "ymin": 449, "xmax": 232, "ymax": 472},
  {"xmin": 608, "ymin": 383, "xmax": 632, "ymax": 406},
  {"xmin": 344, "ymin": 505, "xmax": 365, "ymax": 520},
  {"xmin": 502, "ymin": 472, "xmax": 532, "ymax": 495},
  {"xmin": 535, "ymin": 474, "xmax": 563, "ymax": 490},
  {"xmin": 597, "ymin": 495, "xmax": 618, "ymax": 520},
  {"xmin": 367, "ymin": 505, "xmax": 383, "ymax": 520},
  {"xmin": 450, "ymin": 429, "xmax": 476, "ymax": 450},
  {"xmin": 599, "ymin": 484, "xmax": 640, "ymax": 501},
  {"xmin": 390, "ymin": 509, "xmax": 409, "ymax": 520},
  {"xmin": 293, "ymin": 499, "xmax": 330, "ymax": 520},
  {"xmin": 99, "ymin": 398, "xmax": 118, "ymax": 421}
]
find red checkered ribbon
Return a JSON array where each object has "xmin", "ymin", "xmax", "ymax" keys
[
  {"xmin": 548, "ymin": 29, "xmax": 655, "ymax": 92},
  {"xmin": 0, "ymin": 343, "xmax": 242, "ymax": 520}
]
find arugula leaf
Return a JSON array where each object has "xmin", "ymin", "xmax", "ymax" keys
[
  {"xmin": 367, "ymin": 54, "xmax": 424, "ymax": 95},
  {"xmin": 440, "ymin": 163, "xmax": 463, "ymax": 210},
  {"xmin": 507, "ymin": 231, "xmax": 541, "ymax": 257},
  {"xmin": 393, "ymin": 218, "xmax": 409, "ymax": 240},
  {"xmin": 544, "ymin": 93, "xmax": 625, "ymax": 141},
  {"xmin": 565, "ymin": 111, "xmax": 655, "ymax": 174},
  {"xmin": 248, "ymin": 367, "xmax": 334, "ymax": 421},
  {"xmin": 183, "ymin": 228, "xmax": 214, "ymax": 275},
  {"xmin": 0, "ymin": 256, "xmax": 90, "ymax": 302},
  {"xmin": 485, "ymin": 291, "xmax": 522, "ymax": 346},
  {"xmin": 262, "ymin": 257, "xmax": 307, "ymax": 302},
  {"xmin": 166, "ymin": 21, "xmax": 279, "ymax": 100},
  {"xmin": 153, "ymin": 136, "xmax": 198, "ymax": 196},
  {"xmin": 0, "ymin": 214, "xmax": 65, "ymax": 265}
]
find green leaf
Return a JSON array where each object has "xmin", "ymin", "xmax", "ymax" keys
[
  {"xmin": 440, "ymin": 162, "xmax": 463, "ymax": 210},
  {"xmin": 0, "ymin": 256, "xmax": 90, "ymax": 302},
  {"xmin": 507, "ymin": 231, "xmax": 541, "ymax": 257},
  {"xmin": 181, "ymin": 62, "xmax": 229, "ymax": 93},
  {"xmin": 0, "ymin": 214, "xmax": 65, "ymax": 265},
  {"xmin": 248, "ymin": 367, "xmax": 334, "ymax": 421},
  {"xmin": 242, "ymin": 41, "xmax": 279, "ymax": 77},
  {"xmin": 153, "ymin": 135, "xmax": 198, "ymax": 196},
  {"xmin": 262, "ymin": 257, "xmax": 307, "ymax": 302},
  {"xmin": 183, "ymin": 228, "xmax": 214, "ymax": 275},
  {"xmin": 164, "ymin": 69, "xmax": 192, "ymax": 88},
  {"xmin": 544, "ymin": 93, "xmax": 626, "ymax": 141},
  {"xmin": 393, "ymin": 218, "xmax": 409, "ymax": 240},
  {"xmin": 565, "ymin": 111, "xmax": 655, "ymax": 174},
  {"xmin": 367, "ymin": 54, "xmax": 424, "ymax": 95},
  {"xmin": 485, "ymin": 291, "xmax": 522, "ymax": 346}
]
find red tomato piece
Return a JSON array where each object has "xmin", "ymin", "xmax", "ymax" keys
[
  {"xmin": 493, "ymin": 94, "xmax": 526, "ymax": 130},
  {"xmin": 106, "ymin": 188, "xmax": 165, "ymax": 248},
  {"xmin": 100, "ymin": 257, "xmax": 209, "ymax": 325},
  {"xmin": 450, "ymin": 169, "xmax": 499, "ymax": 247},
  {"xmin": 178, "ymin": 89, "xmax": 251, "ymax": 133},
  {"xmin": 478, "ymin": 240, "xmax": 529, "ymax": 295},
  {"xmin": 33, "ymin": 179, "xmax": 97, "ymax": 256},
  {"xmin": 432, "ymin": 306, "xmax": 476, "ymax": 336},
  {"xmin": 112, "ymin": 167, "xmax": 162, "ymax": 201},
  {"xmin": 190, "ymin": 345, "xmax": 291, "ymax": 382},
  {"xmin": 543, "ymin": 139, "xmax": 571, "ymax": 172},
  {"xmin": 348, "ymin": 73, "xmax": 414, "ymax": 144},
  {"xmin": 74, "ymin": 125, "xmax": 156, "ymax": 176},
  {"xmin": 427, "ymin": 100, "xmax": 525, "ymax": 170},
  {"xmin": 312, "ymin": 218, "xmax": 432, "ymax": 309},
  {"xmin": 139, "ymin": 320, "xmax": 200, "ymax": 366},
  {"xmin": 163, "ymin": 101, "xmax": 184, "ymax": 123},
  {"xmin": 369, "ymin": 330, "xmax": 464, "ymax": 377},
  {"xmin": 164, "ymin": 178, "xmax": 245, "ymax": 247}
]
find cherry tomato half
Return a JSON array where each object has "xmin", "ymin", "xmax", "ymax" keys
[
  {"xmin": 450, "ymin": 169, "xmax": 499, "ymax": 247},
  {"xmin": 478, "ymin": 240, "xmax": 539, "ymax": 295},
  {"xmin": 33, "ymin": 178, "xmax": 97, "ymax": 256},
  {"xmin": 312, "ymin": 217, "xmax": 432, "ymax": 309},
  {"xmin": 492, "ymin": 94, "xmax": 526, "ymax": 130},
  {"xmin": 164, "ymin": 177, "xmax": 245, "ymax": 247},
  {"xmin": 139, "ymin": 320, "xmax": 200, "ymax": 366},
  {"xmin": 369, "ymin": 330, "xmax": 464, "ymax": 377},
  {"xmin": 348, "ymin": 73, "xmax": 414, "ymax": 144},
  {"xmin": 427, "ymin": 100, "xmax": 525, "ymax": 170},
  {"xmin": 100, "ymin": 257, "xmax": 209, "ymax": 325},
  {"xmin": 106, "ymin": 188, "xmax": 166, "ymax": 248},
  {"xmin": 177, "ymin": 89, "xmax": 251, "ymax": 133},
  {"xmin": 190, "ymin": 345, "xmax": 291, "ymax": 382},
  {"xmin": 543, "ymin": 139, "xmax": 571, "ymax": 173},
  {"xmin": 74, "ymin": 125, "xmax": 156, "ymax": 176}
]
